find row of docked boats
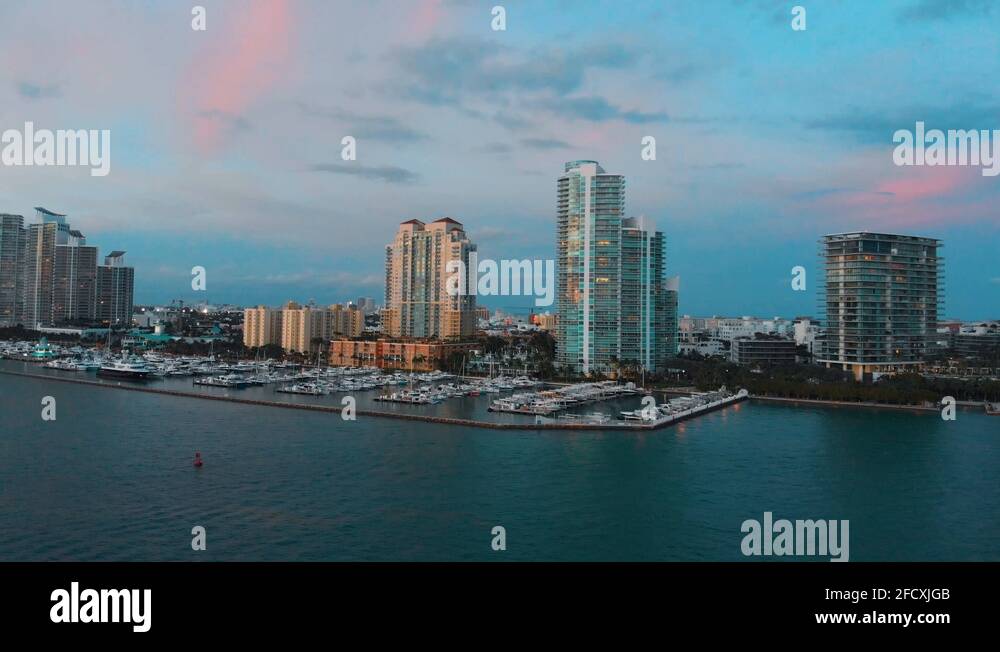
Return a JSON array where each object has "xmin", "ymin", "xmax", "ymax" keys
[
  {"xmin": 2, "ymin": 338, "xmax": 65, "ymax": 360},
  {"xmin": 194, "ymin": 374, "xmax": 255, "ymax": 388},
  {"xmin": 488, "ymin": 380, "xmax": 641, "ymax": 415},
  {"xmin": 276, "ymin": 382, "xmax": 327, "ymax": 396},
  {"xmin": 43, "ymin": 357, "xmax": 104, "ymax": 371},
  {"xmin": 377, "ymin": 382, "xmax": 478, "ymax": 404},
  {"xmin": 3, "ymin": 339, "xmax": 548, "ymax": 404},
  {"xmin": 618, "ymin": 388, "xmax": 749, "ymax": 423},
  {"xmin": 34, "ymin": 349, "xmax": 154, "ymax": 380},
  {"xmin": 375, "ymin": 375, "xmax": 540, "ymax": 405}
]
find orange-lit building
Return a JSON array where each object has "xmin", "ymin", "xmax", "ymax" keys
[
  {"xmin": 534, "ymin": 312, "xmax": 557, "ymax": 332},
  {"xmin": 329, "ymin": 338, "xmax": 477, "ymax": 371}
]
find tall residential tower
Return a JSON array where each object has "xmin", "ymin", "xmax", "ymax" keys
[
  {"xmin": 818, "ymin": 232, "xmax": 942, "ymax": 381},
  {"xmin": 383, "ymin": 217, "xmax": 477, "ymax": 340},
  {"xmin": 0, "ymin": 214, "xmax": 26, "ymax": 325},
  {"xmin": 3, "ymin": 207, "xmax": 135, "ymax": 328},
  {"xmin": 96, "ymin": 251, "xmax": 135, "ymax": 326},
  {"xmin": 555, "ymin": 161, "xmax": 677, "ymax": 375}
]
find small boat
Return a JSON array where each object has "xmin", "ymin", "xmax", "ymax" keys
[
  {"xmin": 194, "ymin": 374, "xmax": 249, "ymax": 388},
  {"xmin": 78, "ymin": 357, "xmax": 103, "ymax": 371},
  {"xmin": 44, "ymin": 359, "xmax": 82, "ymax": 371},
  {"xmin": 986, "ymin": 402, "xmax": 1000, "ymax": 416},
  {"xmin": 276, "ymin": 383, "xmax": 327, "ymax": 396}
]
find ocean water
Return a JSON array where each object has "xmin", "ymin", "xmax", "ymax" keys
[{"xmin": 1, "ymin": 366, "xmax": 997, "ymax": 561}]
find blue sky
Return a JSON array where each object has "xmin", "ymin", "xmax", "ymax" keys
[{"xmin": 0, "ymin": 0, "xmax": 996, "ymax": 319}]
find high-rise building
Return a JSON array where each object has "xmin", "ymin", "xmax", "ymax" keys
[
  {"xmin": 244, "ymin": 305, "xmax": 284, "ymax": 348},
  {"xmin": 620, "ymin": 217, "xmax": 675, "ymax": 371},
  {"xmin": 20, "ymin": 208, "xmax": 70, "ymax": 327},
  {"xmin": 245, "ymin": 302, "xmax": 364, "ymax": 352},
  {"xmin": 556, "ymin": 161, "xmax": 624, "ymax": 374},
  {"xmin": 280, "ymin": 301, "xmax": 324, "ymax": 353},
  {"xmin": 665, "ymin": 276, "xmax": 679, "ymax": 359},
  {"xmin": 52, "ymin": 229, "xmax": 98, "ymax": 324},
  {"xmin": 555, "ymin": 161, "xmax": 677, "ymax": 375},
  {"xmin": 383, "ymin": 217, "xmax": 476, "ymax": 340},
  {"xmin": 818, "ymin": 232, "xmax": 943, "ymax": 380},
  {"xmin": 328, "ymin": 303, "xmax": 364, "ymax": 338},
  {"xmin": 0, "ymin": 214, "xmax": 26, "ymax": 325},
  {"xmin": 97, "ymin": 251, "xmax": 135, "ymax": 326},
  {"xmin": 6, "ymin": 207, "xmax": 132, "ymax": 328}
]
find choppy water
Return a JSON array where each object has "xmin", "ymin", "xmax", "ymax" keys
[{"xmin": 1, "ymin": 364, "xmax": 997, "ymax": 560}]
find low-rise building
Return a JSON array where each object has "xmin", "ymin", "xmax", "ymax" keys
[
  {"xmin": 534, "ymin": 312, "xmax": 557, "ymax": 332},
  {"xmin": 951, "ymin": 321, "xmax": 1000, "ymax": 359},
  {"xmin": 792, "ymin": 316, "xmax": 821, "ymax": 358},
  {"xmin": 679, "ymin": 339, "xmax": 725, "ymax": 357},
  {"xmin": 329, "ymin": 338, "xmax": 477, "ymax": 371},
  {"xmin": 731, "ymin": 335, "xmax": 798, "ymax": 366}
]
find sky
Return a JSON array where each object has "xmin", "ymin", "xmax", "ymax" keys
[{"xmin": 0, "ymin": 0, "xmax": 997, "ymax": 320}]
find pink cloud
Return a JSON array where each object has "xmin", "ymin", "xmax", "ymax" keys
[
  {"xmin": 182, "ymin": 0, "xmax": 294, "ymax": 153},
  {"xmin": 410, "ymin": 0, "xmax": 445, "ymax": 42},
  {"xmin": 800, "ymin": 162, "xmax": 995, "ymax": 231},
  {"xmin": 873, "ymin": 165, "xmax": 971, "ymax": 203}
]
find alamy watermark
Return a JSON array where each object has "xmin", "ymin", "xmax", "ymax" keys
[
  {"xmin": 447, "ymin": 253, "xmax": 554, "ymax": 307},
  {"xmin": 741, "ymin": 512, "xmax": 849, "ymax": 562},
  {"xmin": 50, "ymin": 582, "xmax": 151, "ymax": 632},
  {"xmin": 1, "ymin": 122, "xmax": 111, "ymax": 177},
  {"xmin": 893, "ymin": 121, "xmax": 1000, "ymax": 177}
]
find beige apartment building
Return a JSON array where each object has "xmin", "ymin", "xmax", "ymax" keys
[
  {"xmin": 243, "ymin": 305, "xmax": 284, "ymax": 348},
  {"xmin": 328, "ymin": 302, "xmax": 365, "ymax": 339},
  {"xmin": 382, "ymin": 217, "xmax": 476, "ymax": 340},
  {"xmin": 244, "ymin": 301, "xmax": 363, "ymax": 352},
  {"xmin": 279, "ymin": 302, "xmax": 319, "ymax": 353}
]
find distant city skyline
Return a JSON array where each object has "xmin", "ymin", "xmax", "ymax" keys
[{"xmin": 1, "ymin": 1, "xmax": 996, "ymax": 318}]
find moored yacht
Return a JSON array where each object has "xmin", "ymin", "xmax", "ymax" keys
[{"xmin": 97, "ymin": 357, "xmax": 152, "ymax": 380}]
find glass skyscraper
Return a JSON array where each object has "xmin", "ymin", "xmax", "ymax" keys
[
  {"xmin": 818, "ymin": 232, "xmax": 943, "ymax": 381},
  {"xmin": 555, "ymin": 161, "xmax": 676, "ymax": 375}
]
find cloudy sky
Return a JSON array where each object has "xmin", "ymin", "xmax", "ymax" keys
[{"xmin": 0, "ymin": 0, "xmax": 997, "ymax": 319}]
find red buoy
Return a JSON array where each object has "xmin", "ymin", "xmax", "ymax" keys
[{"xmin": 193, "ymin": 451, "xmax": 203, "ymax": 468}]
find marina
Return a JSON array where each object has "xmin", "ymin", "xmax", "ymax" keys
[
  {"xmin": 5, "ymin": 338, "xmax": 999, "ymax": 418},
  {"xmin": 0, "ymin": 347, "xmax": 742, "ymax": 430}
]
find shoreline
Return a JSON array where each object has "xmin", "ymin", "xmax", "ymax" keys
[
  {"xmin": 3, "ymin": 368, "xmax": 987, "ymax": 421},
  {"xmin": 0, "ymin": 369, "xmax": 740, "ymax": 431},
  {"xmin": 747, "ymin": 394, "xmax": 981, "ymax": 412}
]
